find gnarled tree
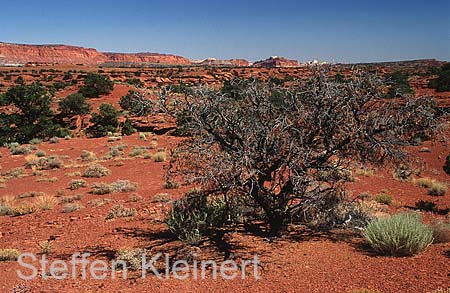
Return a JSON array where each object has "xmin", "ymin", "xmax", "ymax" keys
[{"xmin": 156, "ymin": 69, "xmax": 444, "ymax": 236}]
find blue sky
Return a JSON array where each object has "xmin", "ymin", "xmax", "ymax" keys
[{"xmin": 1, "ymin": 0, "xmax": 449, "ymax": 62}]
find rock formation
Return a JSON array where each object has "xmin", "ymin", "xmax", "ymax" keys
[
  {"xmin": 0, "ymin": 42, "xmax": 190, "ymax": 65},
  {"xmin": 253, "ymin": 56, "xmax": 299, "ymax": 68}
]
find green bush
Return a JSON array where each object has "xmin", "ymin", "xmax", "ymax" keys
[
  {"xmin": 386, "ymin": 71, "xmax": 413, "ymax": 98},
  {"xmin": 444, "ymin": 154, "xmax": 450, "ymax": 175},
  {"xmin": 428, "ymin": 63, "xmax": 450, "ymax": 92},
  {"xmin": 363, "ymin": 212, "xmax": 433, "ymax": 256},
  {"xmin": 78, "ymin": 73, "xmax": 113, "ymax": 98},
  {"xmin": 58, "ymin": 93, "xmax": 91, "ymax": 116},
  {"xmin": 0, "ymin": 83, "xmax": 59, "ymax": 144},
  {"xmin": 86, "ymin": 104, "xmax": 119, "ymax": 137},
  {"xmin": 165, "ymin": 190, "xmax": 227, "ymax": 245}
]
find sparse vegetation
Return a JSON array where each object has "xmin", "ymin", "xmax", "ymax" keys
[
  {"xmin": 106, "ymin": 204, "xmax": 137, "ymax": 219},
  {"xmin": 375, "ymin": 192, "xmax": 392, "ymax": 205},
  {"xmin": 415, "ymin": 178, "xmax": 447, "ymax": 196},
  {"xmin": 78, "ymin": 73, "xmax": 113, "ymax": 98},
  {"xmin": 429, "ymin": 221, "xmax": 450, "ymax": 243},
  {"xmin": 63, "ymin": 203, "xmax": 84, "ymax": 213},
  {"xmin": 68, "ymin": 179, "xmax": 87, "ymax": 190},
  {"xmin": 82, "ymin": 163, "xmax": 111, "ymax": 178},
  {"xmin": 0, "ymin": 249, "xmax": 21, "ymax": 261},
  {"xmin": 363, "ymin": 212, "xmax": 433, "ymax": 256}
]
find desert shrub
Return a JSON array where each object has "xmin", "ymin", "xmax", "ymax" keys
[
  {"xmin": 428, "ymin": 63, "xmax": 450, "ymax": 92},
  {"xmin": 109, "ymin": 180, "xmax": 137, "ymax": 193},
  {"xmin": 89, "ymin": 198, "xmax": 113, "ymax": 208},
  {"xmin": 34, "ymin": 195, "xmax": 58, "ymax": 210},
  {"xmin": 415, "ymin": 200, "xmax": 437, "ymax": 212},
  {"xmin": 78, "ymin": 73, "xmax": 113, "ymax": 98},
  {"xmin": 128, "ymin": 194, "xmax": 142, "ymax": 202},
  {"xmin": 0, "ymin": 249, "xmax": 21, "ymax": 261},
  {"xmin": 48, "ymin": 137, "xmax": 59, "ymax": 144},
  {"xmin": 90, "ymin": 183, "xmax": 112, "ymax": 195},
  {"xmin": 10, "ymin": 145, "xmax": 31, "ymax": 155},
  {"xmin": 129, "ymin": 146, "xmax": 147, "ymax": 157},
  {"xmin": 36, "ymin": 177, "xmax": 58, "ymax": 183},
  {"xmin": 121, "ymin": 119, "xmax": 135, "ymax": 136},
  {"xmin": 428, "ymin": 182, "xmax": 447, "ymax": 196},
  {"xmin": 115, "ymin": 248, "xmax": 145, "ymax": 271},
  {"xmin": 165, "ymin": 191, "xmax": 227, "ymax": 245},
  {"xmin": 107, "ymin": 145, "xmax": 125, "ymax": 158},
  {"xmin": 11, "ymin": 203, "xmax": 35, "ymax": 216},
  {"xmin": 63, "ymin": 203, "xmax": 84, "ymax": 213},
  {"xmin": 415, "ymin": 178, "xmax": 447, "ymax": 196},
  {"xmin": 355, "ymin": 168, "xmax": 375, "ymax": 177},
  {"xmin": 156, "ymin": 70, "xmax": 445, "ymax": 235},
  {"xmin": 68, "ymin": 179, "xmax": 87, "ymax": 190},
  {"xmin": 25, "ymin": 155, "xmax": 63, "ymax": 170},
  {"xmin": 164, "ymin": 180, "xmax": 179, "ymax": 189},
  {"xmin": 2, "ymin": 167, "xmax": 25, "ymax": 179},
  {"xmin": 386, "ymin": 71, "xmax": 413, "ymax": 98},
  {"xmin": 58, "ymin": 93, "xmax": 91, "ymax": 116},
  {"xmin": 60, "ymin": 194, "xmax": 82, "ymax": 203},
  {"xmin": 29, "ymin": 138, "xmax": 43, "ymax": 145},
  {"xmin": 82, "ymin": 163, "xmax": 111, "ymax": 178},
  {"xmin": 35, "ymin": 150, "xmax": 46, "ymax": 157},
  {"xmin": 429, "ymin": 221, "xmax": 450, "ymax": 243},
  {"xmin": 86, "ymin": 104, "xmax": 120, "ymax": 137},
  {"xmin": 392, "ymin": 164, "xmax": 415, "ymax": 181},
  {"xmin": 65, "ymin": 171, "xmax": 81, "ymax": 177},
  {"xmin": 152, "ymin": 193, "xmax": 171, "ymax": 203},
  {"xmin": 106, "ymin": 204, "xmax": 137, "ymax": 219},
  {"xmin": 363, "ymin": 212, "xmax": 433, "ymax": 256},
  {"xmin": 80, "ymin": 150, "xmax": 97, "ymax": 162},
  {"xmin": 153, "ymin": 151, "xmax": 166, "ymax": 162},
  {"xmin": 138, "ymin": 133, "xmax": 147, "ymax": 141},
  {"xmin": 38, "ymin": 240, "xmax": 53, "ymax": 255},
  {"xmin": 375, "ymin": 193, "xmax": 392, "ymax": 205},
  {"xmin": 119, "ymin": 90, "xmax": 152, "ymax": 116}
]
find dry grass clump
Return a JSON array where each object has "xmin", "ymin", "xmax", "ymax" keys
[
  {"xmin": 9, "ymin": 144, "xmax": 32, "ymax": 155},
  {"xmin": 152, "ymin": 193, "xmax": 171, "ymax": 203},
  {"xmin": 80, "ymin": 150, "xmax": 97, "ymax": 162},
  {"xmin": 414, "ymin": 178, "xmax": 447, "ymax": 196},
  {"xmin": 429, "ymin": 221, "xmax": 450, "ymax": 243},
  {"xmin": 89, "ymin": 198, "xmax": 113, "ymax": 208},
  {"xmin": 34, "ymin": 195, "xmax": 58, "ymax": 210},
  {"xmin": 110, "ymin": 180, "xmax": 137, "ymax": 193},
  {"xmin": 106, "ymin": 204, "xmax": 136, "ymax": 220},
  {"xmin": 138, "ymin": 132, "xmax": 147, "ymax": 141},
  {"xmin": 82, "ymin": 163, "xmax": 111, "ymax": 178},
  {"xmin": 62, "ymin": 203, "xmax": 84, "ymax": 213},
  {"xmin": 0, "ymin": 249, "xmax": 21, "ymax": 261},
  {"xmin": 25, "ymin": 155, "xmax": 64, "ymax": 170},
  {"xmin": 129, "ymin": 146, "xmax": 148, "ymax": 157},
  {"xmin": 2, "ymin": 167, "xmax": 26, "ymax": 179},
  {"xmin": 90, "ymin": 183, "xmax": 112, "ymax": 195},
  {"xmin": 90, "ymin": 180, "xmax": 138, "ymax": 194},
  {"xmin": 355, "ymin": 168, "xmax": 375, "ymax": 177},
  {"xmin": 35, "ymin": 150, "xmax": 46, "ymax": 157},
  {"xmin": 36, "ymin": 177, "xmax": 58, "ymax": 183},
  {"xmin": 375, "ymin": 192, "xmax": 392, "ymax": 205},
  {"xmin": 115, "ymin": 248, "xmax": 145, "ymax": 270},
  {"xmin": 38, "ymin": 240, "xmax": 53, "ymax": 255},
  {"xmin": 153, "ymin": 150, "xmax": 167, "ymax": 162},
  {"xmin": 11, "ymin": 203, "xmax": 35, "ymax": 216},
  {"xmin": 128, "ymin": 193, "xmax": 142, "ymax": 202},
  {"xmin": 60, "ymin": 194, "xmax": 82, "ymax": 203},
  {"xmin": 68, "ymin": 179, "xmax": 87, "ymax": 190},
  {"xmin": 65, "ymin": 171, "xmax": 81, "ymax": 177}
]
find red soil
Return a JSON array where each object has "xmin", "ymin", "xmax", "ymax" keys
[{"xmin": 0, "ymin": 65, "xmax": 449, "ymax": 292}]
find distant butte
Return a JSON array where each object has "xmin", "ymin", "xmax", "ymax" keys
[{"xmin": 0, "ymin": 42, "xmax": 302, "ymax": 67}]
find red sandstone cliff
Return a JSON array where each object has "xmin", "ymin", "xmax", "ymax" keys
[
  {"xmin": 253, "ymin": 56, "xmax": 299, "ymax": 68},
  {"xmin": 0, "ymin": 42, "xmax": 190, "ymax": 65}
]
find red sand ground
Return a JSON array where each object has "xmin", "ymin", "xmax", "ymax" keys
[{"xmin": 0, "ymin": 66, "xmax": 449, "ymax": 292}]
